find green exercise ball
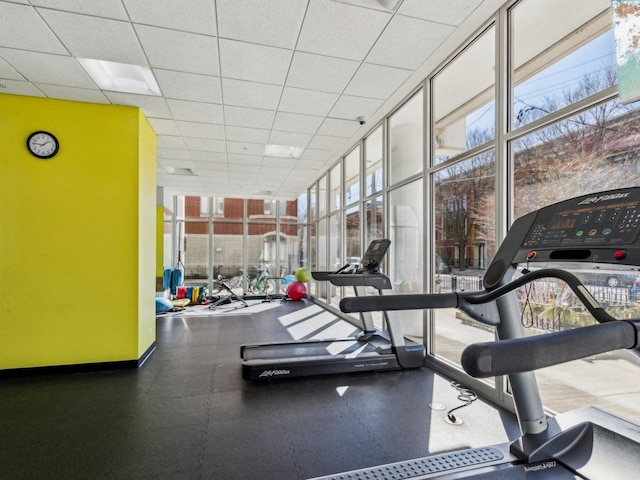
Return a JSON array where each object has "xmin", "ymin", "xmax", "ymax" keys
[{"xmin": 294, "ymin": 267, "xmax": 311, "ymax": 282}]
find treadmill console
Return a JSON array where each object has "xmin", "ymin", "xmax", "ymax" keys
[
  {"xmin": 360, "ymin": 239, "xmax": 391, "ymax": 273},
  {"xmin": 522, "ymin": 189, "xmax": 640, "ymax": 249},
  {"xmin": 485, "ymin": 188, "xmax": 640, "ymax": 288}
]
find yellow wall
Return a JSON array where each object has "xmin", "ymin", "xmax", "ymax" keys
[{"xmin": 0, "ymin": 93, "xmax": 156, "ymax": 369}]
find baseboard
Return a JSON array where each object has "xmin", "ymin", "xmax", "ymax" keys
[{"xmin": 0, "ymin": 341, "xmax": 157, "ymax": 379}]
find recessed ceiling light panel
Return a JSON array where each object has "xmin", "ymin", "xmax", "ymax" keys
[
  {"xmin": 264, "ymin": 144, "xmax": 303, "ymax": 159},
  {"xmin": 78, "ymin": 58, "xmax": 161, "ymax": 96}
]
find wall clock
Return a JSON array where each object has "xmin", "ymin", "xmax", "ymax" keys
[{"xmin": 27, "ymin": 131, "xmax": 59, "ymax": 159}]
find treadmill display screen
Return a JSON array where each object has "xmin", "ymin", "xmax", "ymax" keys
[{"xmin": 522, "ymin": 189, "xmax": 640, "ymax": 248}]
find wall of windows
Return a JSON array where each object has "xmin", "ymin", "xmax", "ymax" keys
[{"xmin": 298, "ymin": 0, "xmax": 640, "ymax": 422}]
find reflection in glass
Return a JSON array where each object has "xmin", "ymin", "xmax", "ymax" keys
[
  {"xmin": 365, "ymin": 126, "xmax": 383, "ymax": 197},
  {"xmin": 511, "ymin": 0, "xmax": 616, "ymax": 129},
  {"xmin": 330, "ymin": 163, "xmax": 341, "ymax": 212},
  {"xmin": 389, "ymin": 90, "xmax": 423, "ymax": 185},
  {"xmin": 329, "ymin": 213, "xmax": 342, "ymax": 306},
  {"xmin": 365, "ymin": 196, "xmax": 384, "ymax": 247},
  {"xmin": 389, "ymin": 180, "xmax": 423, "ymax": 340},
  {"xmin": 345, "ymin": 146, "xmax": 360, "ymax": 205},
  {"xmin": 432, "ymin": 152, "xmax": 496, "ymax": 374},
  {"xmin": 433, "ymin": 27, "xmax": 495, "ymax": 164},
  {"xmin": 513, "ymin": 98, "xmax": 640, "ymax": 219}
]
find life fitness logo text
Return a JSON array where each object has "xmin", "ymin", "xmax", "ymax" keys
[
  {"xmin": 577, "ymin": 192, "xmax": 630, "ymax": 205},
  {"xmin": 259, "ymin": 369, "xmax": 291, "ymax": 378}
]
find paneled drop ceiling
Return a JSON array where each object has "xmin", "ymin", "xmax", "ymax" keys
[{"xmin": 0, "ymin": 0, "xmax": 486, "ymax": 200}]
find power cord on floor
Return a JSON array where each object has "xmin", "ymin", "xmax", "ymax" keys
[{"xmin": 447, "ymin": 382, "xmax": 477, "ymax": 423}]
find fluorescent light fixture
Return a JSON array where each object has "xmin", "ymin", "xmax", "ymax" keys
[
  {"xmin": 78, "ymin": 58, "xmax": 161, "ymax": 96},
  {"xmin": 264, "ymin": 144, "xmax": 303, "ymax": 159},
  {"xmin": 166, "ymin": 167, "xmax": 197, "ymax": 176},
  {"xmin": 335, "ymin": 0, "xmax": 402, "ymax": 12}
]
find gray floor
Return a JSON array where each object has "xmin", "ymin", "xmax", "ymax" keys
[{"xmin": 0, "ymin": 298, "xmax": 520, "ymax": 480}]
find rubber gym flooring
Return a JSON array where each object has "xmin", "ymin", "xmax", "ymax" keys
[{"xmin": 0, "ymin": 298, "xmax": 520, "ymax": 480}]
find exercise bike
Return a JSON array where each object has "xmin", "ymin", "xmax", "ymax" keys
[{"xmin": 311, "ymin": 187, "xmax": 640, "ymax": 479}]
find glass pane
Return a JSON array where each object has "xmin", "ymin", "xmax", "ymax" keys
[
  {"xmin": 183, "ymin": 221, "xmax": 208, "ymax": 287},
  {"xmin": 345, "ymin": 205, "xmax": 361, "ymax": 266},
  {"xmin": 329, "ymin": 212, "xmax": 342, "ymax": 306},
  {"xmin": 365, "ymin": 196, "xmax": 384, "ymax": 247},
  {"xmin": 310, "ymin": 185, "xmax": 317, "ymax": 220},
  {"xmin": 247, "ymin": 199, "xmax": 275, "ymax": 221},
  {"xmin": 309, "ymin": 222, "xmax": 317, "ymax": 296},
  {"xmin": 433, "ymin": 26, "xmax": 495, "ymax": 164},
  {"xmin": 389, "ymin": 90, "xmax": 423, "ymax": 185},
  {"xmin": 247, "ymin": 219, "xmax": 277, "ymax": 279},
  {"xmin": 513, "ymin": 98, "xmax": 640, "ymax": 219},
  {"xmin": 280, "ymin": 202, "xmax": 299, "ymax": 280},
  {"xmin": 432, "ymin": 152, "xmax": 496, "ymax": 376},
  {"xmin": 316, "ymin": 218, "xmax": 328, "ymax": 300},
  {"xmin": 511, "ymin": 0, "xmax": 615, "ymax": 129},
  {"xmin": 297, "ymin": 192, "xmax": 308, "ymax": 223},
  {"xmin": 212, "ymin": 221, "xmax": 244, "ymax": 280},
  {"xmin": 345, "ymin": 146, "xmax": 360, "ymax": 205},
  {"xmin": 511, "ymin": 272, "xmax": 640, "ymax": 422},
  {"xmin": 329, "ymin": 162, "xmax": 341, "ymax": 212},
  {"xmin": 318, "ymin": 175, "xmax": 327, "ymax": 218},
  {"xmin": 365, "ymin": 126, "xmax": 384, "ymax": 196},
  {"xmin": 389, "ymin": 180, "xmax": 423, "ymax": 340}
]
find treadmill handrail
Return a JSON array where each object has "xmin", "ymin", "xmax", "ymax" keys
[
  {"xmin": 462, "ymin": 319, "xmax": 640, "ymax": 378},
  {"xmin": 339, "ymin": 268, "xmax": 618, "ymax": 325}
]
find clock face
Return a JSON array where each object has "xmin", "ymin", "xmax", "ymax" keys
[{"xmin": 27, "ymin": 131, "xmax": 59, "ymax": 159}]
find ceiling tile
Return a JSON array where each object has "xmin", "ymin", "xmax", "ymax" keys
[
  {"xmin": 299, "ymin": 148, "xmax": 335, "ymax": 162},
  {"xmin": 37, "ymin": 9, "xmax": 147, "ymax": 65},
  {"xmin": 30, "ymin": 0, "xmax": 129, "ymax": 20},
  {"xmin": 0, "ymin": 49, "xmax": 93, "ymax": 87},
  {"xmin": 222, "ymin": 78, "xmax": 282, "ymax": 110},
  {"xmin": 155, "ymin": 70, "xmax": 222, "ymax": 103},
  {"xmin": 189, "ymin": 151, "xmax": 228, "ymax": 162},
  {"xmin": 286, "ymin": 52, "xmax": 360, "ymax": 94},
  {"xmin": 149, "ymin": 118, "xmax": 180, "ymax": 136},
  {"xmin": 122, "ymin": 0, "xmax": 217, "ymax": 36},
  {"xmin": 296, "ymin": 0, "xmax": 391, "ymax": 61},
  {"xmin": 224, "ymin": 105, "xmax": 276, "ymax": 130},
  {"xmin": 308, "ymin": 134, "xmax": 344, "ymax": 150},
  {"xmin": 157, "ymin": 135, "xmax": 186, "ymax": 149},
  {"xmin": 227, "ymin": 154, "xmax": 263, "ymax": 166},
  {"xmin": 0, "ymin": 2, "xmax": 68, "ymax": 54},
  {"xmin": 273, "ymin": 111, "xmax": 324, "ymax": 134},
  {"xmin": 227, "ymin": 141, "xmax": 265, "ymax": 156},
  {"xmin": 167, "ymin": 99, "xmax": 224, "ymax": 123},
  {"xmin": 36, "ymin": 84, "xmax": 109, "ymax": 103},
  {"xmin": 219, "ymin": 39, "xmax": 292, "ymax": 85},
  {"xmin": 261, "ymin": 157, "xmax": 297, "ymax": 169},
  {"xmin": 0, "ymin": 56, "xmax": 23, "ymax": 80},
  {"xmin": 0, "ymin": 79, "xmax": 45, "ymax": 96},
  {"xmin": 226, "ymin": 126, "xmax": 271, "ymax": 144},
  {"xmin": 317, "ymin": 118, "xmax": 360, "ymax": 138},
  {"xmin": 177, "ymin": 121, "xmax": 226, "ymax": 140},
  {"xmin": 268, "ymin": 131, "xmax": 312, "ymax": 149},
  {"xmin": 217, "ymin": 0, "xmax": 307, "ymax": 49},
  {"xmin": 329, "ymin": 94, "xmax": 384, "ymax": 120},
  {"xmin": 278, "ymin": 87, "xmax": 339, "ymax": 116},
  {"xmin": 157, "ymin": 147, "xmax": 191, "ymax": 160},
  {"xmin": 192, "ymin": 160, "xmax": 228, "ymax": 172},
  {"xmin": 366, "ymin": 15, "xmax": 454, "ymax": 70},
  {"xmin": 397, "ymin": 0, "xmax": 483, "ymax": 26},
  {"xmin": 135, "ymin": 25, "xmax": 219, "ymax": 76},
  {"xmin": 184, "ymin": 137, "xmax": 227, "ymax": 152},
  {"xmin": 104, "ymin": 92, "xmax": 172, "ymax": 118},
  {"xmin": 344, "ymin": 63, "xmax": 412, "ymax": 99}
]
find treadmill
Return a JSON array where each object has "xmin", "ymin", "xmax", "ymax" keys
[
  {"xmin": 311, "ymin": 187, "xmax": 640, "ymax": 479},
  {"xmin": 240, "ymin": 239, "xmax": 425, "ymax": 381}
]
